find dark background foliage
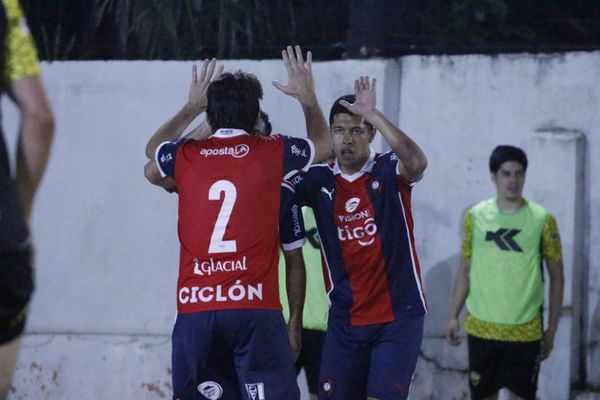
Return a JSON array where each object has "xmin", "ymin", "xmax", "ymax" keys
[{"xmin": 19, "ymin": 0, "xmax": 600, "ymax": 61}]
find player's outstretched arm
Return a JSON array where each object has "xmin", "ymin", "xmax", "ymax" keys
[
  {"xmin": 11, "ymin": 75, "xmax": 55, "ymax": 221},
  {"xmin": 339, "ymin": 76, "xmax": 428, "ymax": 182},
  {"xmin": 273, "ymin": 45, "xmax": 331, "ymax": 163},
  {"xmin": 283, "ymin": 247, "xmax": 306, "ymax": 361},
  {"xmin": 144, "ymin": 58, "xmax": 223, "ymax": 160},
  {"xmin": 145, "ymin": 59, "xmax": 222, "ymax": 186}
]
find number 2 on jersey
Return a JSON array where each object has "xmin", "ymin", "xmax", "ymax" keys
[{"xmin": 208, "ymin": 180, "xmax": 237, "ymax": 253}]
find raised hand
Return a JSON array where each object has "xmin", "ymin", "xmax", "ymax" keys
[
  {"xmin": 339, "ymin": 76, "xmax": 376, "ymax": 118},
  {"xmin": 188, "ymin": 58, "xmax": 224, "ymax": 114},
  {"xmin": 272, "ymin": 45, "xmax": 316, "ymax": 104}
]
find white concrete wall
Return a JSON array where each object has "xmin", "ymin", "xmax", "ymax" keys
[
  {"xmin": 3, "ymin": 53, "xmax": 599, "ymax": 399},
  {"xmin": 395, "ymin": 52, "xmax": 600, "ymax": 400}
]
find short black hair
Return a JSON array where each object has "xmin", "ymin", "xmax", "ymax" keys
[
  {"xmin": 329, "ymin": 94, "xmax": 374, "ymax": 130},
  {"xmin": 489, "ymin": 145, "xmax": 528, "ymax": 173},
  {"xmin": 206, "ymin": 71, "xmax": 263, "ymax": 133}
]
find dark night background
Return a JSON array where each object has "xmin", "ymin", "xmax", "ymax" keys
[{"xmin": 19, "ymin": 0, "xmax": 600, "ymax": 61}]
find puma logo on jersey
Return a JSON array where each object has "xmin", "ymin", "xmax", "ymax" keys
[
  {"xmin": 321, "ymin": 187, "xmax": 335, "ymax": 200},
  {"xmin": 485, "ymin": 228, "xmax": 522, "ymax": 252}
]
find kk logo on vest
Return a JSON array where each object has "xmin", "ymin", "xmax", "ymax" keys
[{"xmin": 485, "ymin": 228, "xmax": 522, "ymax": 252}]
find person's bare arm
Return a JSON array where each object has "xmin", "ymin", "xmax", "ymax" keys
[
  {"xmin": 541, "ymin": 258, "xmax": 564, "ymax": 360},
  {"xmin": 273, "ymin": 45, "xmax": 331, "ymax": 163},
  {"xmin": 11, "ymin": 75, "xmax": 55, "ymax": 221},
  {"xmin": 145, "ymin": 59, "xmax": 222, "ymax": 186},
  {"xmin": 339, "ymin": 77, "xmax": 427, "ymax": 182},
  {"xmin": 283, "ymin": 247, "xmax": 306, "ymax": 361},
  {"xmin": 145, "ymin": 58, "xmax": 222, "ymax": 159},
  {"xmin": 446, "ymin": 257, "xmax": 470, "ymax": 346}
]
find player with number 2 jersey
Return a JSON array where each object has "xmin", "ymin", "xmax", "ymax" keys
[{"xmin": 144, "ymin": 46, "xmax": 331, "ymax": 400}]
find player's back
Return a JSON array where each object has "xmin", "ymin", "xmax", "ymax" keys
[
  {"xmin": 156, "ymin": 128, "xmax": 315, "ymax": 314},
  {"xmin": 176, "ymin": 132, "xmax": 284, "ymax": 311}
]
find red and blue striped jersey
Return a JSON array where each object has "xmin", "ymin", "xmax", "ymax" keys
[
  {"xmin": 156, "ymin": 129, "xmax": 314, "ymax": 314},
  {"xmin": 290, "ymin": 150, "xmax": 427, "ymax": 326}
]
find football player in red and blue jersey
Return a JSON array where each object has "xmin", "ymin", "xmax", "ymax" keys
[
  {"xmin": 144, "ymin": 47, "xmax": 331, "ymax": 400},
  {"xmin": 289, "ymin": 76, "xmax": 428, "ymax": 400}
]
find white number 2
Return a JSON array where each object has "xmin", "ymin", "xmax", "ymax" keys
[{"xmin": 208, "ymin": 180, "xmax": 237, "ymax": 253}]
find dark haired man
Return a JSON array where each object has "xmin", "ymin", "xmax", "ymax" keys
[
  {"xmin": 446, "ymin": 145, "xmax": 564, "ymax": 400},
  {"xmin": 289, "ymin": 76, "xmax": 428, "ymax": 400},
  {"xmin": 144, "ymin": 46, "xmax": 330, "ymax": 400}
]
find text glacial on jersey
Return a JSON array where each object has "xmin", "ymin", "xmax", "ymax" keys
[{"xmin": 193, "ymin": 257, "xmax": 247, "ymax": 276}]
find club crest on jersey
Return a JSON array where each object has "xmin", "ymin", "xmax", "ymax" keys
[
  {"xmin": 197, "ymin": 381, "xmax": 223, "ymax": 399},
  {"xmin": 320, "ymin": 379, "xmax": 335, "ymax": 398},
  {"xmin": 370, "ymin": 178, "xmax": 382, "ymax": 192},
  {"xmin": 245, "ymin": 383, "xmax": 265, "ymax": 400},
  {"xmin": 345, "ymin": 197, "xmax": 360, "ymax": 213},
  {"xmin": 200, "ymin": 144, "xmax": 249, "ymax": 158}
]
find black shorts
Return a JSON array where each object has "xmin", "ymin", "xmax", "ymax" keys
[
  {"xmin": 468, "ymin": 334, "xmax": 541, "ymax": 400},
  {"xmin": 0, "ymin": 247, "xmax": 33, "ymax": 345},
  {"xmin": 295, "ymin": 328, "xmax": 325, "ymax": 395}
]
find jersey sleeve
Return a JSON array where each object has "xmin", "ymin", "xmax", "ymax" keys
[
  {"xmin": 280, "ymin": 135, "xmax": 315, "ymax": 177},
  {"xmin": 285, "ymin": 170, "xmax": 311, "ymax": 207},
  {"xmin": 279, "ymin": 183, "xmax": 306, "ymax": 251},
  {"xmin": 541, "ymin": 213, "xmax": 562, "ymax": 262},
  {"xmin": 460, "ymin": 210, "xmax": 473, "ymax": 260},
  {"xmin": 155, "ymin": 139, "xmax": 185, "ymax": 178},
  {"xmin": 3, "ymin": 0, "xmax": 40, "ymax": 82},
  {"xmin": 395, "ymin": 159, "xmax": 423, "ymax": 186},
  {"xmin": 379, "ymin": 152, "xmax": 417, "ymax": 191}
]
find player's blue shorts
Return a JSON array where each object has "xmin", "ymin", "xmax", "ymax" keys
[
  {"xmin": 172, "ymin": 309, "xmax": 299, "ymax": 400},
  {"xmin": 318, "ymin": 315, "xmax": 424, "ymax": 400}
]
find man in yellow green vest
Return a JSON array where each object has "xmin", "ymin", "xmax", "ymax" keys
[
  {"xmin": 279, "ymin": 206, "xmax": 329, "ymax": 400},
  {"xmin": 446, "ymin": 145, "xmax": 564, "ymax": 400}
]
